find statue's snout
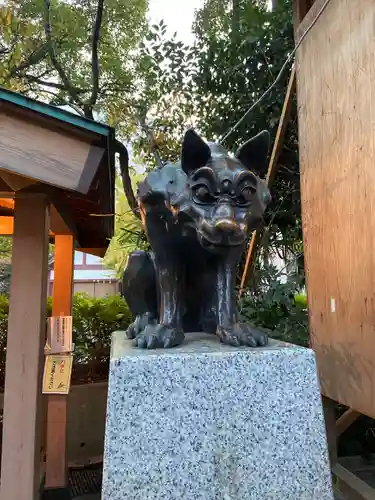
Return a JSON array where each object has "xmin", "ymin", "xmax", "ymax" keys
[{"xmin": 214, "ymin": 219, "xmax": 240, "ymax": 234}]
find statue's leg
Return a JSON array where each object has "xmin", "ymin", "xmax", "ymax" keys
[
  {"xmin": 122, "ymin": 250, "xmax": 158, "ymax": 339},
  {"xmin": 131, "ymin": 254, "xmax": 185, "ymax": 349},
  {"xmin": 194, "ymin": 260, "xmax": 218, "ymax": 334},
  {"xmin": 137, "ymin": 254, "xmax": 185, "ymax": 348},
  {"xmin": 128, "ymin": 229, "xmax": 185, "ymax": 348},
  {"xmin": 214, "ymin": 249, "xmax": 268, "ymax": 347}
]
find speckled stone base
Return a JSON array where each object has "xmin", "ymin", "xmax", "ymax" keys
[{"xmin": 102, "ymin": 332, "xmax": 333, "ymax": 500}]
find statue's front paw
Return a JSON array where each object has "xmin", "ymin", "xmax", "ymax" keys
[
  {"xmin": 217, "ymin": 323, "xmax": 268, "ymax": 347},
  {"xmin": 126, "ymin": 312, "xmax": 156, "ymax": 339},
  {"xmin": 134, "ymin": 324, "xmax": 185, "ymax": 349}
]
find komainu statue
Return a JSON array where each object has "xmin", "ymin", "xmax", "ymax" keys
[{"xmin": 122, "ymin": 129, "xmax": 271, "ymax": 349}]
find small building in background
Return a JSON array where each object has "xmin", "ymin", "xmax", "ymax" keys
[{"xmin": 48, "ymin": 250, "xmax": 120, "ymax": 298}]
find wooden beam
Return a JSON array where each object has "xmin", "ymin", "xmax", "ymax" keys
[
  {"xmin": 0, "ymin": 197, "xmax": 14, "ymax": 210},
  {"xmin": 0, "ymin": 111, "xmax": 105, "ymax": 194},
  {"xmin": 0, "ymin": 176, "xmax": 13, "ymax": 192},
  {"xmin": 238, "ymin": 65, "xmax": 296, "ymax": 297},
  {"xmin": 0, "ymin": 216, "xmax": 13, "ymax": 235},
  {"xmin": 46, "ymin": 189, "xmax": 79, "ymax": 243},
  {"xmin": 333, "ymin": 463, "xmax": 375, "ymax": 500},
  {"xmin": 266, "ymin": 65, "xmax": 296, "ymax": 185},
  {"xmin": 295, "ymin": 0, "xmax": 328, "ymax": 44},
  {"xmin": 239, "ymin": 231, "xmax": 261, "ymax": 297},
  {"xmin": 336, "ymin": 409, "xmax": 361, "ymax": 437},
  {"xmin": 0, "ymin": 203, "xmax": 103, "ymax": 253},
  {"xmin": 0, "ymin": 171, "xmax": 38, "ymax": 191},
  {"xmin": 24, "ymin": 185, "xmax": 80, "ymax": 242},
  {"xmin": 293, "ymin": 0, "xmax": 314, "ymax": 27},
  {"xmin": 44, "ymin": 235, "xmax": 74, "ymax": 495},
  {"xmin": 80, "ymin": 247, "xmax": 106, "ymax": 258},
  {"xmin": 50, "ymin": 204, "xmax": 74, "ymax": 236},
  {"xmin": 0, "ymin": 215, "xmax": 58, "ymax": 237},
  {"xmin": 0, "ymin": 193, "xmax": 50, "ymax": 500}
]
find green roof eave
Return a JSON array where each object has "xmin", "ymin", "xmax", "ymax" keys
[{"xmin": 0, "ymin": 86, "xmax": 112, "ymax": 137}]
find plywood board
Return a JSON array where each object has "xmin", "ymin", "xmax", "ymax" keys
[{"xmin": 296, "ymin": 0, "xmax": 375, "ymax": 417}]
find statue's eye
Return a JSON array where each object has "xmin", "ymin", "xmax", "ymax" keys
[
  {"xmin": 193, "ymin": 185, "xmax": 215, "ymax": 204},
  {"xmin": 237, "ymin": 186, "xmax": 255, "ymax": 206}
]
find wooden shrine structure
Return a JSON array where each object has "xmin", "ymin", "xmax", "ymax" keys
[{"xmin": 0, "ymin": 87, "xmax": 116, "ymax": 500}]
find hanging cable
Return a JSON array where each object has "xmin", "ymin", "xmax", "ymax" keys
[{"xmin": 220, "ymin": 0, "xmax": 332, "ymax": 144}]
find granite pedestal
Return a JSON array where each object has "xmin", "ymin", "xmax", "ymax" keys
[{"xmin": 102, "ymin": 332, "xmax": 333, "ymax": 500}]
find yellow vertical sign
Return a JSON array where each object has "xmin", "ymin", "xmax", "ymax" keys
[{"xmin": 42, "ymin": 354, "xmax": 73, "ymax": 395}]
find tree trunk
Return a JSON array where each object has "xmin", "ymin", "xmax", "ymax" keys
[
  {"xmin": 231, "ymin": 0, "xmax": 240, "ymax": 62},
  {"xmin": 232, "ymin": 0, "xmax": 240, "ymax": 34}
]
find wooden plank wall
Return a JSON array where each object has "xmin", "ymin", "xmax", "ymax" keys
[{"xmin": 296, "ymin": 0, "xmax": 375, "ymax": 417}]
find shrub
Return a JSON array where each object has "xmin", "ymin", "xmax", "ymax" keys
[
  {"xmin": 239, "ymin": 264, "xmax": 309, "ymax": 347},
  {"xmin": 72, "ymin": 293, "xmax": 132, "ymax": 365},
  {"xmin": 0, "ymin": 293, "xmax": 132, "ymax": 389}
]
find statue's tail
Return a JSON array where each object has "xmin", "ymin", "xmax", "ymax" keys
[{"xmin": 115, "ymin": 140, "xmax": 140, "ymax": 219}]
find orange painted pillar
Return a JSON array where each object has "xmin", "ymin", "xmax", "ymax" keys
[
  {"xmin": 44, "ymin": 234, "xmax": 74, "ymax": 498},
  {"xmin": 0, "ymin": 193, "xmax": 50, "ymax": 500}
]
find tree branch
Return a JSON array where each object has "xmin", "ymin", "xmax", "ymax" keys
[
  {"xmin": 43, "ymin": 0, "xmax": 83, "ymax": 107},
  {"xmin": 138, "ymin": 116, "xmax": 164, "ymax": 168},
  {"xmin": 116, "ymin": 140, "xmax": 140, "ymax": 219},
  {"xmin": 22, "ymin": 73, "xmax": 82, "ymax": 91},
  {"xmin": 9, "ymin": 43, "xmax": 49, "ymax": 76},
  {"xmin": 87, "ymin": 0, "xmax": 105, "ymax": 109}
]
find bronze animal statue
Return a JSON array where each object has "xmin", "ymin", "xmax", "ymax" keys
[{"xmin": 122, "ymin": 129, "xmax": 271, "ymax": 349}]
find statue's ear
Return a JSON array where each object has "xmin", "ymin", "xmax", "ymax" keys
[
  {"xmin": 236, "ymin": 130, "xmax": 270, "ymax": 177},
  {"xmin": 181, "ymin": 129, "xmax": 211, "ymax": 175}
]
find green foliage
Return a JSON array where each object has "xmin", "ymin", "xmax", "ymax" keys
[
  {"xmin": 0, "ymin": 236, "xmax": 11, "ymax": 257},
  {"xmin": 294, "ymin": 293, "xmax": 307, "ymax": 308},
  {"xmin": 104, "ymin": 173, "xmax": 149, "ymax": 276},
  {"xmin": 0, "ymin": 237, "xmax": 12, "ymax": 294},
  {"xmin": 130, "ymin": 20, "xmax": 198, "ymax": 167},
  {"xmin": 72, "ymin": 293, "xmax": 131, "ymax": 365},
  {"xmin": 127, "ymin": 1, "xmax": 301, "ymax": 260},
  {"xmin": 0, "ymin": 0, "xmax": 148, "ymax": 125},
  {"xmin": 240, "ymin": 264, "xmax": 308, "ymax": 346},
  {"xmin": 0, "ymin": 243, "xmax": 54, "ymax": 296},
  {"xmin": 0, "ymin": 293, "xmax": 132, "ymax": 388},
  {"xmin": 193, "ymin": 0, "xmax": 299, "ymax": 242}
]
